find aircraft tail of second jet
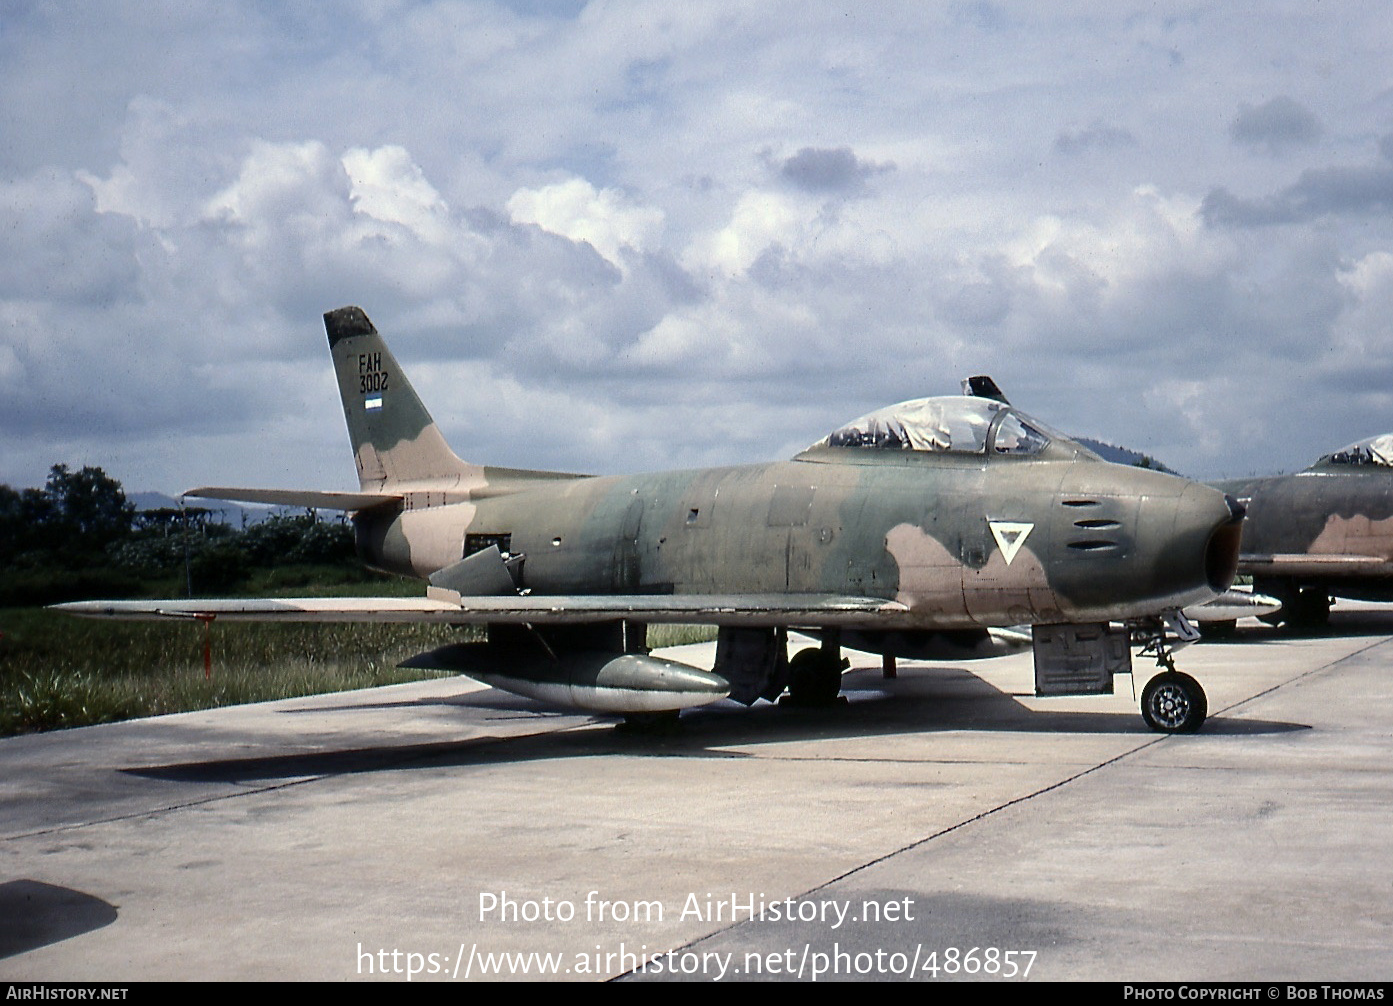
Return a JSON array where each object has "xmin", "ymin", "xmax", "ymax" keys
[{"xmin": 324, "ymin": 306, "xmax": 477, "ymax": 491}]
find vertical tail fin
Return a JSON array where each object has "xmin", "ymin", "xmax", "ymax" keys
[{"xmin": 325, "ymin": 306, "xmax": 475, "ymax": 490}]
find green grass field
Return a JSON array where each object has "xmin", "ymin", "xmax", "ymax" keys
[
  {"xmin": 0, "ymin": 606, "xmax": 465, "ymax": 736},
  {"xmin": 0, "ymin": 581, "xmax": 718, "ymax": 736}
]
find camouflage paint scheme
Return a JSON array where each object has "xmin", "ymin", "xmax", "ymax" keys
[
  {"xmin": 1211, "ymin": 434, "xmax": 1393, "ymax": 626},
  {"xmin": 325, "ymin": 306, "xmax": 1238, "ymax": 629},
  {"xmin": 60, "ymin": 307, "xmax": 1244, "ymax": 720}
]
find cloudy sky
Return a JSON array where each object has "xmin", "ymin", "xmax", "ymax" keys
[{"xmin": 3, "ymin": 2, "xmax": 1392, "ymax": 495}]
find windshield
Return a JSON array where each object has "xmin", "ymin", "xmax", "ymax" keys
[
  {"xmin": 811, "ymin": 397, "xmax": 1052, "ymax": 456},
  {"xmin": 1320, "ymin": 433, "xmax": 1393, "ymax": 467}
]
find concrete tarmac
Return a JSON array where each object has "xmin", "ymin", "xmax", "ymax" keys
[{"xmin": 2, "ymin": 609, "xmax": 1392, "ymax": 982}]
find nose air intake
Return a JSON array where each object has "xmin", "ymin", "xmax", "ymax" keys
[{"xmin": 1205, "ymin": 493, "xmax": 1246, "ymax": 593}]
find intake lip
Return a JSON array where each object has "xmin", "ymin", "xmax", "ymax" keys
[{"xmin": 1204, "ymin": 494, "xmax": 1246, "ymax": 592}]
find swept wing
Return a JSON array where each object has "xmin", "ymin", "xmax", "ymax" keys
[{"xmin": 54, "ymin": 593, "xmax": 909, "ymax": 626}]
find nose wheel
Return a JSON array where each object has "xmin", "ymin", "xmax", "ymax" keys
[
  {"xmin": 1135, "ymin": 612, "xmax": 1208, "ymax": 733},
  {"xmin": 1141, "ymin": 671, "xmax": 1207, "ymax": 733}
]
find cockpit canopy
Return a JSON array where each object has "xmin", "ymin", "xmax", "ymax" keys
[
  {"xmin": 1318, "ymin": 433, "xmax": 1393, "ymax": 468},
  {"xmin": 807, "ymin": 396, "xmax": 1059, "ymax": 457}
]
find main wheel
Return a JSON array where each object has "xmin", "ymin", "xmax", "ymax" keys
[
  {"xmin": 786, "ymin": 647, "xmax": 845, "ymax": 705},
  {"xmin": 617, "ymin": 710, "xmax": 682, "ymax": 734},
  {"xmin": 1287, "ymin": 588, "xmax": 1331, "ymax": 629},
  {"xmin": 1141, "ymin": 671, "xmax": 1208, "ymax": 733}
]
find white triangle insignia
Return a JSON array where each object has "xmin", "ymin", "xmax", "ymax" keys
[{"xmin": 988, "ymin": 520, "xmax": 1034, "ymax": 565}]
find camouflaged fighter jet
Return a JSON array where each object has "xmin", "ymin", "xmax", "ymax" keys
[
  {"xmin": 1208, "ymin": 433, "xmax": 1393, "ymax": 628},
  {"xmin": 57, "ymin": 307, "xmax": 1246, "ymax": 733}
]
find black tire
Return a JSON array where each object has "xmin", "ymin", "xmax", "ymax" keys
[
  {"xmin": 1141, "ymin": 671, "xmax": 1208, "ymax": 733},
  {"xmin": 617, "ymin": 710, "xmax": 682, "ymax": 734},
  {"xmin": 786, "ymin": 647, "xmax": 844, "ymax": 705},
  {"xmin": 1287, "ymin": 588, "xmax": 1331, "ymax": 629}
]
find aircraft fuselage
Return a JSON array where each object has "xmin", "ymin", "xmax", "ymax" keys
[
  {"xmin": 358, "ymin": 448, "xmax": 1240, "ymax": 631},
  {"xmin": 1212, "ymin": 465, "xmax": 1393, "ymax": 623}
]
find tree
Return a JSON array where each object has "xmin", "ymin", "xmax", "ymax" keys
[
  {"xmin": 0, "ymin": 483, "xmax": 63, "ymax": 562},
  {"xmin": 41, "ymin": 464, "xmax": 135, "ymax": 557}
]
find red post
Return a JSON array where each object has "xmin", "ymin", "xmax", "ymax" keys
[{"xmin": 195, "ymin": 613, "xmax": 216, "ymax": 679}]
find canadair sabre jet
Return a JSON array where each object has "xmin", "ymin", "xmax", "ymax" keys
[
  {"xmin": 59, "ymin": 308, "xmax": 1246, "ymax": 733},
  {"xmin": 1208, "ymin": 433, "xmax": 1393, "ymax": 628}
]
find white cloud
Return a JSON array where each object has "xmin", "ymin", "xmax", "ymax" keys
[
  {"xmin": 205, "ymin": 140, "xmax": 349, "ymax": 232},
  {"xmin": 506, "ymin": 177, "xmax": 663, "ymax": 268},
  {"xmin": 629, "ymin": 291, "xmax": 808, "ymax": 373},
  {"xmin": 2, "ymin": 2, "xmax": 1393, "ymax": 490},
  {"xmin": 1331, "ymin": 251, "xmax": 1393, "ymax": 364},
  {"xmin": 343, "ymin": 145, "xmax": 451, "ymax": 245},
  {"xmin": 684, "ymin": 189, "xmax": 811, "ymax": 277}
]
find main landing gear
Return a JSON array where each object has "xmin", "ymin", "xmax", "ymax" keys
[
  {"xmin": 618, "ymin": 710, "xmax": 683, "ymax": 735},
  {"xmin": 1255, "ymin": 578, "xmax": 1331, "ymax": 630},
  {"xmin": 1135, "ymin": 614, "xmax": 1208, "ymax": 734},
  {"xmin": 783, "ymin": 631, "xmax": 850, "ymax": 707}
]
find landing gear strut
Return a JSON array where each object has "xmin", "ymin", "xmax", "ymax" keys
[{"xmin": 1135, "ymin": 613, "xmax": 1207, "ymax": 733}]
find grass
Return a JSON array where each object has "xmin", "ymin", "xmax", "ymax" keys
[
  {"xmin": 646, "ymin": 623, "xmax": 719, "ymax": 648},
  {"xmin": 0, "ymin": 606, "xmax": 466, "ymax": 736},
  {"xmin": 0, "ymin": 580, "xmax": 720, "ymax": 736}
]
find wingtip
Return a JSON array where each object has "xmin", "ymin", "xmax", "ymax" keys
[{"xmin": 324, "ymin": 305, "xmax": 376, "ymax": 345}]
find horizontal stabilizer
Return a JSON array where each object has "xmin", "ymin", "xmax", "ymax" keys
[
  {"xmin": 184, "ymin": 487, "xmax": 402, "ymax": 511},
  {"xmin": 54, "ymin": 593, "xmax": 909, "ymax": 627}
]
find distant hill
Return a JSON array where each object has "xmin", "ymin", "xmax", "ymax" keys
[{"xmin": 1075, "ymin": 439, "xmax": 1180, "ymax": 475}]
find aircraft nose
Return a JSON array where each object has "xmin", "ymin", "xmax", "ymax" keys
[{"xmin": 1050, "ymin": 469, "xmax": 1246, "ymax": 621}]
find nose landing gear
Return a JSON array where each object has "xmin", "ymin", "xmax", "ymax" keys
[
  {"xmin": 1135, "ymin": 612, "xmax": 1208, "ymax": 733},
  {"xmin": 1140, "ymin": 671, "xmax": 1208, "ymax": 733}
]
